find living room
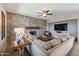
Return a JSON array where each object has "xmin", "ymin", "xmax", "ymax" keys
[{"xmin": 0, "ymin": 3, "xmax": 79, "ymax": 56}]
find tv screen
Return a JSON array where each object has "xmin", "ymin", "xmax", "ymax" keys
[{"xmin": 54, "ymin": 23, "xmax": 67, "ymax": 31}]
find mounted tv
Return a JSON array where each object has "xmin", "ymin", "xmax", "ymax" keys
[{"xmin": 54, "ymin": 23, "xmax": 67, "ymax": 31}]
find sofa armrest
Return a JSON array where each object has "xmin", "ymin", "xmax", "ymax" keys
[
  {"xmin": 48, "ymin": 37, "xmax": 74, "ymax": 56},
  {"xmin": 26, "ymin": 40, "xmax": 48, "ymax": 56}
]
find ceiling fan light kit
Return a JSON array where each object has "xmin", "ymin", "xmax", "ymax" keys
[
  {"xmin": 38, "ymin": 9, "xmax": 54, "ymax": 17},
  {"xmin": 43, "ymin": 13, "xmax": 47, "ymax": 17}
]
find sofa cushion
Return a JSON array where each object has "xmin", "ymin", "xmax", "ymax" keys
[
  {"xmin": 60, "ymin": 36, "xmax": 67, "ymax": 42},
  {"xmin": 48, "ymin": 39, "xmax": 61, "ymax": 47},
  {"xmin": 60, "ymin": 32, "xmax": 72, "ymax": 39},
  {"xmin": 59, "ymin": 32, "xmax": 72, "ymax": 42},
  {"xmin": 33, "ymin": 39, "xmax": 52, "ymax": 50}
]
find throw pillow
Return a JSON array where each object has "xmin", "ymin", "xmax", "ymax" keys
[
  {"xmin": 48, "ymin": 39, "xmax": 61, "ymax": 47},
  {"xmin": 60, "ymin": 36, "xmax": 67, "ymax": 42},
  {"xmin": 34, "ymin": 39, "xmax": 52, "ymax": 50},
  {"xmin": 61, "ymin": 32, "xmax": 72, "ymax": 39}
]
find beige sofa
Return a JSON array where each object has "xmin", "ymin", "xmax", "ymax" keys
[{"xmin": 26, "ymin": 37, "xmax": 74, "ymax": 56}]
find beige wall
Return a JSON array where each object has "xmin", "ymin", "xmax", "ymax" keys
[{"xmin": 0, "ymin": 4, "xmax": 7, "ymax": 55}]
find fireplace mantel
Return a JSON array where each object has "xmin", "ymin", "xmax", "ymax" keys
[{"xmin": 25, "ymin": 27, "xmax": 40, "ymax": 29}]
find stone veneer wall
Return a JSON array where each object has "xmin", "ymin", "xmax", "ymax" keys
[{"xmin": 7, "ymin": 12, "xmax": 47, "ymax": 42}]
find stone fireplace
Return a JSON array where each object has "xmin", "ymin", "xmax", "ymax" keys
[{"xmin": 25, "ymin": 27, "xmax": 45, "ymax": 37}]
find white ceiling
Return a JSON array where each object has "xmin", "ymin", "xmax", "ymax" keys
[{"xmin": 3, "ymin": 3, "xmax": 79, "ymax": 21}]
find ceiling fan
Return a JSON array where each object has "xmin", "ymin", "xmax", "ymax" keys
[{"xmin": 38, "ymin": 9, "xmax": 54, "ymax": 17}]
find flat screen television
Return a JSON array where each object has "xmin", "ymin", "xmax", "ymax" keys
[{"xmin": 54, "ymin": 23, "xmax": 67, "ymax": 31}]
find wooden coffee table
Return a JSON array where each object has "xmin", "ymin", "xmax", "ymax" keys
[{"xmin": 9, "ymin": 39, "xmax": 32, "ymax": 56}]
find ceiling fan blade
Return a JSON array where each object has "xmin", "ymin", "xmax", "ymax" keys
[
  {"xmin": 38, "ymin": 14, "xmax": 42, "ymax": 17},
  {"xmin": 38, "ymin": 10, "xmax": 43, "ymax": 14},
  {"xmin": 47, "ymin": 13, "xmax": 53, "ymax": 15},
  {"xmin": 46, "ymin": 10, "xmax": 49, "ymax": 13},
  {"xmin": 50, "ymin": 10, "xmax": 54, "ymax": 12},
  {"xmin": 38, "ymin": 12, "xmax": 42, "ymax": 14}
]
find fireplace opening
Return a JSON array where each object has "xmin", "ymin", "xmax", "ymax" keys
[{"xmin": 29, "ymin": 31, "xmax": 37, "ymax": 35}]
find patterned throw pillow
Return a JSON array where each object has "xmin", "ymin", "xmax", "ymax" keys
[
  {"xmin": 60, "ymin": 36, "xmax": 67, "ymax": 42},
  {"xmin": 60, "ymin": 32, "xmax": 72, "ymax": 39},
  {"xmin": 34, "ymin": 39, "xmax": 52, "ymax": 50},
  {"xmin": 47, "ymin": 39, "xmax": 61, "ymax": 47}
]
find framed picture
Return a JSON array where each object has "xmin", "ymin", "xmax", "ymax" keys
[{"xmin": 1, "ymin": 10, "xmax": 5, "ymax": 40}]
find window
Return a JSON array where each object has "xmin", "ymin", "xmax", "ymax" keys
[{"xmin": 14, "ymin": 28, "xmax": 25, "ymax": 41}]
